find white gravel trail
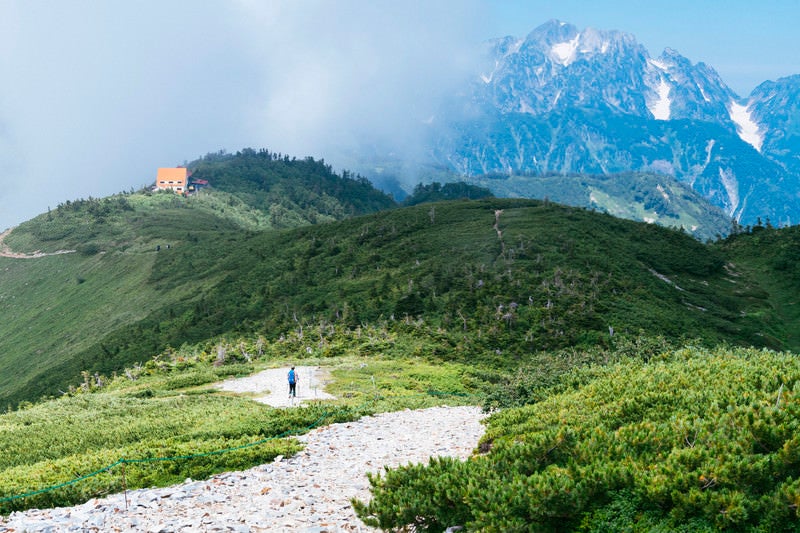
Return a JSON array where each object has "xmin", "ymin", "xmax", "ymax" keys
[
  {"xmin": 216, "ymin": 366, "xmax": 337, "ymax": 407},
  {"xmin": 1, "ymin": 368, "xmax": 486, "ymax": 533}
]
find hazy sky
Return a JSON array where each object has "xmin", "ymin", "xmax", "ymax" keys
[{"xmin": 1, "ymin": 0, "xmax": 798, "ymax": 230}]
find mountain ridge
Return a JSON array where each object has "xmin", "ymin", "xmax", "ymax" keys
[
  {"xmin": 359, "ymin": 19, "xmax": 800, "ymax": 229},
  {"xmin": 1, "ymin": 157, "xmax": 797, "ymax": 406}
]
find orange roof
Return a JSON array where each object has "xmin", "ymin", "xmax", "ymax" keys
[{"xmin": 156, "ymin": 167, "xmax": 189, "ymax": 181}]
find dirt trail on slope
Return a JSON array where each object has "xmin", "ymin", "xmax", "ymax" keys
[{"xmin": 0, "ymin": 228, "xmax": 76, "ymax": 259}]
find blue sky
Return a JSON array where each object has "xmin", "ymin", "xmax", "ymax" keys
[{"xmin": 1, "ymin": 0, "xmax": 798, "ymax": 230}]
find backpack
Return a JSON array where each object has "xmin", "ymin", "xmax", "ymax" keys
[{"xmin": 288, "ymin": 369, "xmax": 296, "ymax": 384}]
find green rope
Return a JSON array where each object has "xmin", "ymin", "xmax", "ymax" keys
[
  {"xmin": 0, "ymin": 460, "xmax": 124, "ymax": 504},
  {"xmin": 120, "ymin": 407, "xmax": 337, "ymax": 466},
  {"xmin": 0, "ymin": 390, "xmax": 475, "ymax": 505}
]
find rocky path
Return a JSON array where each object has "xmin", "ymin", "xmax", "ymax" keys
[
  {"xmin": 0, "ymin": 228, "xmax": 75, "ymax": 259},
  {"xmin": 1, "ymin": 369, "xmax": 486, "ymax": 532}
]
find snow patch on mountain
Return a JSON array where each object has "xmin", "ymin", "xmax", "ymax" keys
[
  {"xmin": 551, "ymin": 35, "xmax": 580, "ymax": 66},
  {"xmin": 649, "ymin": 79, "xmax": 672, "ymax": 120},
  {"xmin": 719, "ymin": 167, "xmax": 740, "ymax": 217},
  {"xmin": 698, "ymin": 85, "xmax": 711, "ymax": 102},
  {"xmin": 704, "ymin": 139, "xmax": 716, "ymax": 167},
  {"xmin": 648, "ymin": 58, "xmax": 670, "ymax": 72},
  {"xmin": 729, "ymin": 101, "xmax": 763, "ymax": 152},
  {"xmin": 578, "ymin": 28, "xmax": 612, "ymax": 55},
  {"xmin": 550, "ymin": 29, "xmax": 613, "ymax": 67}
]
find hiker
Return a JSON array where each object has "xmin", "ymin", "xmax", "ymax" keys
[{"xmin": 288, "ymin": 366, "xmax": 298, "ymax": 398}]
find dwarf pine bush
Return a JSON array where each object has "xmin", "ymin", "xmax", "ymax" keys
[{"xmin": 355, "ymin": 346, "xmax": 800, "ymax": 532}]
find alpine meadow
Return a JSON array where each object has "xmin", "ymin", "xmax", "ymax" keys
[{"xmin": 1, "ymin": 146, "xmax": 800, "ymax": 530}]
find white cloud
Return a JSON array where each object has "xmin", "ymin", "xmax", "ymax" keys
[
  {"xmin": 234, "ymin": 0, "xmax": 482, "ymax": 161},
  {"xmin": 0, "ymin": 0, "xmax": 483, "ymax": 229},
  {"xmin": 0, "ymin": 2, "xmax": 266, "ymax": 229}
]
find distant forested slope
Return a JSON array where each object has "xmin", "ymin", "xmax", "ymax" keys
[{"xmin": 188, "ymin": 148, "xmax": 397, "ymax": 227}]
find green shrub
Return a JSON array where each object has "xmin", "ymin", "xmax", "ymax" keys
[
  {"xmin": 0, "ymin": 436, "xmax": 300, "ymax": 514},
  {"xmin": 76, "ymin": 243, "xmax": 101, "ymax": 255},
  {"xmin": 355, "ymin": 346, "xmax": 800, "ymax": 531},
  {"xmin": 0, "ymin": 339, "xmax": 483, "ymax": 515}
]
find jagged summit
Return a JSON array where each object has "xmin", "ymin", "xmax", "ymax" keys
[
  {"xmin": 417, "ymin": 20, "xmax": 800, "ymax": 227},
  {"xmin": 523, "ymin": 19, "xmax": 578, "ymax": 42},
  {"xmin": 477, "ymin": 20, "xmax": 737, "ymax": 124},
  {"xmin": 522, "ymin": 19, "xmax": 636, "ymax": 51}
]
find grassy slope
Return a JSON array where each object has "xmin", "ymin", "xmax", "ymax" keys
[
  {"xmin": 0, "ymin": 252, "xmax": 161, "ymax": 395},
  {"xmin": 0, "ymin": 194, "xmax": 296, "ymax": 405},
  {"xmin": 0, "ymin": 332, "xmax": 481, "ymax": 514},
  {"xmin": 1, "ymin": 194, "xmax": 796, "ymax": 407},
  {"xmin": 55, "ymin": 197, "xmax": 787, "ymax": 409},
  {"xmin": 0, "ymin": 148, "xmax": 397, "ymax": 407},
  {"xmin": 186, "ymin": 198, "xmax": 776, "ymax": 347},
  {"xmin": 715, "ymin": 225, "xmax": 800, "ymax": 349},
  {"xmin": 0, "ymin": 195, "xmax": 232, "ymax": 403}
]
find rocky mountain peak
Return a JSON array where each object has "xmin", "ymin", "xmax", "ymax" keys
[{"xmin": 423, "ymin": 21, "xmax": 800, "ymax": 227}]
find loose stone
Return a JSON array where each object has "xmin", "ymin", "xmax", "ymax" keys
[{"xmin": 0, "ymin": 389, "xmax": 485, "ymax": 532}]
